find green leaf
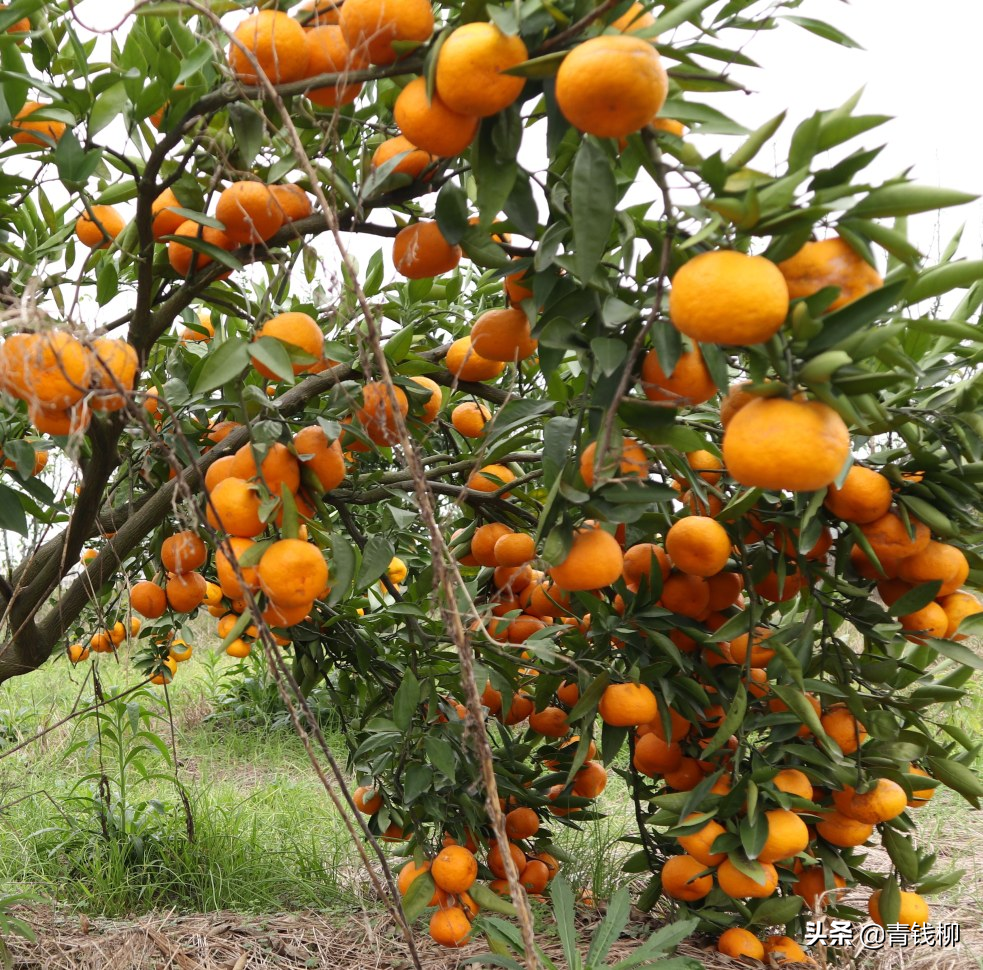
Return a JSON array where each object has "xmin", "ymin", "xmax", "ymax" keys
[
  {"xmin": 571, "ymin": 137, "xmax": 616, "ymax": 283},
  {"xmin": 650, "ymin": 0, "xmax": 717, "ymax": 34},
  {"xmin": 882, "ymin": 827, "xmax": 919, "ymax": 882},
  {"xmin": 782, "ymin": 15, "xmax": 862, "ymax": 48},
  {"xmin": 847, "ymin": 184, "xmax": 978, "ymax": 220},
  {"xmin": 248, "ymin": 337, "xmax": 295, "ymax": 382},
  {"xmin": 769, "ymin": 685, "xmax": 831, "ymax": 749},
  {"xmin": 435, "ymin": 182, "xmax": 469, "ymax": 245},
  {"xmin": 700, "ymin": 683, "xmax": 746, "ymax": 760},
  {"xmin": 393, "ymin": 671, "xmax": 420, "ymax": 732},
  {"xmin": 228, "ymin": 102, "xmax": 265, "ymax": 167},
  {"xmin": 356, "ymin": 535, "xmax": 395, "ymax": 590},
  {"xmin": 922, "ymin": 638, "xmax": 983, "ymax": 673},
  {"xmin": 326, "ymin": 538, "xmax": 357, "ymax": 607},
  {"xmin": 0, "ymin": 484, "xmax": 27, "ymax": 535},
  {"xmin": 925, "ymin": 756, "xmax": 983, "ymax": 807},
  {"xmin": 470, "ymin": 882, "xmax": 518, "ymax": 917},
  {"xmin": 191, "ymin": 338, "xmax": 248, "ymax": 394},
  {"xmin": 549, "ymin": 876, "xmax": 579, "ymax": 970},
  {"xmin": 726, "ymin": 111, "xmax": 785, "ymax": 171},
  {"xmin": 423, "ymin": 736, "xmax": 457, "ymax": 782},
  {"xmin": 89, "ymin": 82, "xmax": 128, "ymax": 136},
  {"xmin": 502, "ymin": 50, "xmax": 567, "ymax": 78},
  {"xmin": 567, "ymin": 672, "xmax": 609, "ymax": 723},
  {"xmin": 585, "ymin": 884, "xmax": 630, "ymax": 965},
  {"xmin": 886, "ymin": 581, "xmax": 941, "ymax": 617},
  {"xmin": 590, "ymin": 337, "xmax": 628, "ymax": 377},
  {"xmin": 401, "ymin": 870, "xmax": 436, "ymax": 922},
  {"xmin": 906, "ymin": 260, "xmax": 983, "ymax": 303},
  {"xmin": 748, "ymin": 894, "xmax": 804, "ymax": 926}
]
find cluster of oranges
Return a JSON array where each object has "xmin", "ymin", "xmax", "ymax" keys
[{"xmin": 0, "ymin": 331, "xmax": 138, "ymax": 436}]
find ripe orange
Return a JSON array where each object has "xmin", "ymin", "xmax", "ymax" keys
[
  {"xmin": 520, "ymin": 859, "xmax": 550, "ymax": 894},
  {"xmin": 778, "ymin": 236, "xmax": 883, "ymax": 311},
  {"xmin": 664, "ymin": 517, "xmax": 730, "ymax": 578},
  {"xmin": 470, "ymin": 307, "xmax": 537, "ymax": 362},
  {"xmin": 717, "ymin": 858, "xmax": 778, "ymax": 899},
  {"xmin": 869, "ymin": 889, "xmax": 929, "ymax": 928},
  {"xmin": 339, "ymin": 0, "xmax": 433, "ymax": 66},
  {"xmin": 897, "ymin": 541, "xmax": 969, "ymax": 597},
  {"xmin": 88, "ymin": 337, "xmax": 139, "ymax": 412},
  {"xmin": 823, "ymin": 465, "xmax": 892, "ymax": 523},
  {"xmin": 445, "ymin": 336, "xmax": 505, "ymax": 382},
  {"xmin": 394, "ymin": 76, "xmax": 479, "ymax": 157},
  {"xmin": 706, "ymin": 571, "xmax": 743, "ymax": 610},
  {"xmin": 228, "ymin": 10, "xmax": 311, "ymax": 84},
  {"xmin": 728, "ymin": 626, "xmax": 774, "ymax": 666},
  {"xmin": 579, "ymin": 436, "xmax": 647, "ymax": 488},
  {"xmin": 429, "ymin": 905, "xmax": 471, "ymax": 948},
  {"xmin": 611, "ymin": 2, "xmax": 656, "ymax": 34},
  {"xmin": 270, "ymin": 183, "xmax": 312, "ymax": 223},
  {"xmin": 166, "ymin": 571, "xmax": 207, "ymax": 612},
  {"xmin": 467, "ymin": 463, "xmax": 515, "ymax": 495},
  {"xmin": 304, "ymin": 25, "xmax": 367, "ymax": 107},
  {"xmin": 353, "ymin": 785, "xmax": 382, "ymax": 813},
  {"xmin": 773, "ymin": 769, "xmax": 813, "ymax": 803},
  {"xmin": 662, "ymin": 854, "xmax": 713, "ymax": 901},
  {"xmin": 599, "ymin": 682, "xmax": 658, "ymax": 727},
  {"xmin": 758, "ymin": 809, "xmax": 809, "ymax": 863},
  {"xmin": 161, "ymin": 531, "xmax": 207, "ymax": 575},
  {"xmin": 356, "ymin": 381, "xmax": 409, "ymax": 446},
  {"xmin": 859, "ymin": 511, "xmax": 930, "ymax": 561},
  {"xmin": 900, "ymin": 601, "xmax": 947, "ymax": 642},
  {"xmin": 393, "ymin": 221, "xmax": 461, "ymax": 279},
  {"xmin": 572, "ymin": 760, "xmax": 608, "ymax": 798},
  {"xmin": 470, "ymin": 522, "xmax": 513, "ymax": 567},
  {"xmin": 435, "ymin": 22, "xmax": 527, "ymax": 117},
  {"xmin": 527, "ymin": 706, "xmax": 570, "ymax": 738},
  {"xmin": 151, "ymin": 188, "xmax": 186, "ymax": 241},
  {"xmin": 397, "ymin": 860, "xmax": 436, "ymax": 902},
  {"xmin": 792, "ymin": 866, "xmax": 846, "ymax": 910},
  {"xmin": 487, "ymin": 840, "xmax": 526, "ymax": 879},
  {"xmin": 504, "ymin": 807, "xmax": 540, "ymax": 841},
  {"xmin": 409, "ymin": 375, "xmax": 442, "ymax": 423},
  {"xmin": 371, "ymin": 134, "xmax": 435, "ymax": 179},
  {"xmin": 670, "ymin": 251, "xmax": 789, "ymax": 346},
  {"xmin": 633, "ymin": 733, "xmax": 682, "ymax": 776},
  {"xmin": 820, "ymin": 707, "xmax": 867, "ymax": 754},
  {"xmin": 494, "ymin": 533, "xmax": 535, "ymax": 567},
  {"xmin": 832, "ymin": 778, "xmax": 907, "ymax": 824},
  {"xmin": 677, "ymin": 815, "xmax": 726, "ymax": 866},
  {"xmin": 216, "ymin": 182, "xmax": 283, "ymax": 245},
  {"xmin": 11, "ymin": 101, "xmax": 66, "ymax": 146},
  {"xmin": 1, "ymin": 6, "xmax": 31, "ymax": 34},
  {"xmin": 230, "ymin": 442, "xmax": 301, "ymax": 495},
  {"xmin": 68, "ymin": 642, "xmax": 90, "ymax": 664},
  {"xmin": 259, "ymin": 538, "xmax": 328, "ymax": 608},
  {"xmin": 431, "ymin": 844, "xmax": 478, "ymax": 893},
  {"xmin": 717, "ymin": 928, "xmax": 764, "ymax": 961},
  {"xmin": 75, "ymin": 205, "xmax": 124, "ymax": 248},
  {"xmin": 938, "ymin": 591, "xmax": 983, "ymax": 640},
  {"xmin": 555, "ymin": 36, "xmax": 667, "ymax": 139},
  {"xmin": 24, "ymin": 331, "xmax": 92, "ymax": 411},
  {"xmin": 294, "ymin": 425, "xmax": 346, "ymax": 492},
  {"xmin": 659, "ymin": 571, "xmax": 711, "ymax": 619},
  {"xmin": 762, "ymin": 936, "xmax": 811, "ymax": 964},
  {"xmin": 549, "ymin": 526, "xmax": 624, "ymax": 591},
  {"xmin": 131, "ymin": 581, "xmax": 167, "ymax": 619},
  {"xmin": 251, "ymin": 312, "xmax": 324, "ymax": 378},
  {"xmin": 150, "ymin": 656, "xmax": 178, "ymax": 685},
  {"xmin": 167, "ymin": 219, "xmax": 235, "ymax": 276},
  {"xmin": 723, "ymin": 397, "xmax": 850, "ymax": 492},
  {"xmin": 641, "ymin": 343, "xmax": 716, "ymax": 405},
  {"xmin": 816, "ymin": 810, "xmax": 873, "ymax": 848},
  {"xmin": 451, "ymin": 401, "xmax": 491, "ymax": 437},
  {"xmin": 622, "ymin": 543, "xmax": 671, "ymax": 590},
  {"xmin": 206, "ymin": 477, "xmax": 265, "ymax": 538}
]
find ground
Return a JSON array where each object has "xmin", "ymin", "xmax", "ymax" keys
[{"xmin": 0, "ymin": 637, "xmax": 979, "ymax": 969}]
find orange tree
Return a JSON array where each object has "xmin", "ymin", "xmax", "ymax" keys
[{"xmin": 0, "ymin": 0, "xmax": 982, "ymax": 962}]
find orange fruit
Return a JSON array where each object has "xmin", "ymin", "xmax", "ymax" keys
[
  {"xmin": 150, "ymin": 656, "xmax": 178, "ymax": 685},
  {"xmin": 504, "ymin": 807, "xmax": 539, "ymax": 841},
  {"xmin": 906, "ymin": 765, "xmax": 936, "ymax": 806},
  {"xmin": 270, "ymin": 183, "xmax": 312, "ymax": 223},
  {"xmin": 451, "ymin": 401, "xmax": 491, "ymax": 437},
  {"xmin": 206, "ymin": 477, "xmax": 265, "ymax": 538},
  {"xmin": 816, "ymin": 810, "xmax": 873, "ymax": 848},
  {"xmin": 371, "ymin": 134, "xmax": 435, "ymax": 179},
  {"xmin": 555, "ymin": 36, "xmax": 668, "ymax": 139},
  {"xmin": 599, "ymin": 682, "xmax": 658, "ymax": 727},
  {"xmin": 706, "ymin": 571, "xmax": 743, "ymax": 610},
  {"xmin": 68, "ymin": 643, "xmax": 90, "ymax": 664},
  {"xmin": 823, "ymin": 465, "xmax": 892, "ymax": 523},
  {"xmin": 467, "ymin": 463, "xmax": 515, "ymax": 495},
  {"xmin": 664, "ymin": 516, "xmax": 730, "ymax": 578},
  {"xmin": 161, "ymin": 531, "xmax": 207, "ymax": 574},
  {"xmin": 409, "ymin": 375, "xmax": 442, "ymax": 423},
  {"xmin": 75, "ymin": 205, "xmax": 124, "ymax": 248},
  {"xmin": 504, "ymin": 264, "xmax": 533, "ymax": 305},
  {"xmin": 151, "ymin": 188, "xmax": 186, "ymax": 241},
  {"xmin": 773, "ymin": 769, "xmax": 813, "ymax": 802},
  {"xmin": 397, "ymin": 860, "xmax": 436, "ymax": 902},
  {"xmin": 777, "ymin": 236, "xmax": 883, "ymax": 311},
  {"xmin": 938, "ymin": 591, "xmax": 983, "ymax": 640},
  {"xmin": 527, "ymin": 706, "xmax": 570, "ymax": 738},
  {"xmin": 180, "ymin": 312, "xmax": 214, "ymax": 343},
  {"xmin": 167, "ymin": 219, "xmax": 234, "ymax": 276},
  {"xmin": 555, "ymin": 682, "xmax": 580, "ymax": 709},
  {"xmin": 681, "ymin": 449, "xmax": 723, "ymax": 485},
  {"xmin": 859, "ymin": 511, "xmax": 930, "ymax": 561},
  {"xmin": 659, "ymin": 572, "xmax": 710, "ymax": 619},
  {"xmin": 228, "ymin": 10, "xmax": 311, "ymax": 84},
  {"xmin": 1, "ymin": 7, "xmax": 31, "ymax": 34},
  {"xmin": 820, "ymin": 707, "xmax": 867, "ymax": 754},
  {"xmin": 579, "ymin": 436, "xmax": 647, "ymax": 488},
  {"xmin": 353, "ymin": 785, "xmax": 382, "ymax": 813},
  {"xmin": 728, "ymin": 626, "xmax": 774, "ymax": 666},
  {"xmin": 640, "ymin": 343, "xmax": 716, "ymax": 406},
  {"xmin": 550, "ymin": 525, "xmax": 623, "ymax": 591},
  {"xmin": 23, "ymin": 331, "xmax": 92, "ymax": 411},
  {"xmin": 216, "ymin": 181, "xmax": 283, "ymax": 245},
  {"xmin": 723, "ymin": 397, "xmax": 850, "ymax": 492},
  {"xmin": 900, "ymin": 601, "xmax": 947, "ymax": 642},
  {"xmin": 869, "ymin": 889, "xmax": 929, "ymax": 929},
  {"xmin": 435, "ymin": 22, "xmax": 527, "ymax": 117},
  {"xmin": 294, "ymin": 425, "xmax": 346, "ymax": 492},
  {"xmin": 633, "ymin": 733, "xmax": 682, "ymax": 776},
  {"xmin": 717, "ymin": 858, "xmax": 778, "ymax": 899},
  {"xmin": 670, "ymin": 250, "xmax": 789, "ymax": 346},
  {"xmin": 11, "ymin": 101, "xmax": 66, "ymax": 146},
  {"xmin": 677, "ymin": 815, "xmax": 726, "ymax": 867},
  {"xmin": 897, "ymin": 541, "xmax": 969, "ymax": 597},
  {"xmin": 792, "ymin": 866, "xmax": 846, "ymax": 910},
  {"xmin": 661, "ymin": 854, "xmax": 713, "ymax": 901},
  {"xmin": 621, "ymin": 543, "xmax": 671, "ymax": 590},
  {"xmin": 572, "ymin": 760, "xmax": 607, "ymax": 798},
  {"xmin": 494, "ymin": 533, "xmax": 535, "ymax": 567},
  {"xmin": 719, "ymin": 382, "xmax": 756, "ymax": 428},
  {"xmin": 339, "ymin": 0, "xmax": 433, "ymax": 66},
  {"xmin": 758, "ymin": 809, "xmax": 809, "ymax": 863},
  {"xmin": 393, "ymin": 76, "xmax": 479, "ymax": 157},
  {"xmin": 519, "ymin": 859, "xmax": 550, "ymax": 894},
  {"xmin": 431, "ymin": 844, "xmax": 478, "ymax": 894},
  {"xmin": 251, "ymin": 312, "xmax": 324, "ymax": 378},
  {"xmin": 131, "ymin": 581, "xmax": 167, "ymax": 619},
  {"xmin": 88, "ymin": 336, "xmax": 139, "ymax": 412},
  {"xmin": 832, "ymin": 778, "xmax": 907, "ymax": 825},
  {"xmin": 356, "ymin": 381, "xmax": 409, "ymax": 446},
  {"xmin": 169, "ymin": 639, "xmax": 193, "ymax": 662},
  {"xmin": 470, "ymin": 307, "xmax": 537, "ymax": 362},
  {"xmin": 487, "ymin": 841, "xmax": 526, "ymax": 879},
  {"xmin": 230, "ymin": 441, "xmax": 302, "ymax": 495},
  {"xmin": 393, "ymin": 221, "xmax": 461, "ymax": 279},
  {"xmin": 204, "ymin": 455, "xmax": 236, "ymax": 493},
  {"xmin": 165, "ymin": 571, "xmax": 207, "ymax": 612},
  {"xmin": 304, "ymin": 25, "xmax": 367, "ymax": 107},
  {"xmin": 259, "ymin": 538, "xmax": 328, "ymax": 608},
  {"xmin": 446, "ymin": 337, "xmax": 505, "ymax": 383},
  {"xmin": 429, "ymin": 905, "xmax": 471, "ymax": 948},
  {"xmin": 717, "ymin": 928, "xmax": 764, "ymax": 961},
  {"xmin": 762, "ymin": 936, "xmax": 811, "ymax": 964},
  {"xmin": 470, "ymin": 522, "xmax": 513, "ymax": 567}
]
